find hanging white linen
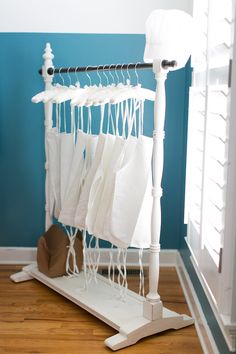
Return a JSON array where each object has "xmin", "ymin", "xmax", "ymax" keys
[
  {"xmin": 58, "ymin": 130, "xmax": 87, "ymax": 226},
  {"xmin": 130, "ymin": 170, "xmax": 152, "ymax": 248},
  {"xmin": 47, "ymin": 127, "xmax": 61, "ymax": 218},
  {"xmin": 93, "ymin": 136, "xmax": 126, "ymax": 237},
  {"xmin": 59, "ymin": 132, "xmax": 75, "ymax": 206},
  {"xmin": 100, "ymin": 135, "xmax": 137, "ymax": 241},
  {"xmin": 95, "ymin": 99, "xmax": 153, "ymax": 249},
  {"xmin": 107, "ymin": 134, "xmax": 153, "ymax": 248},
  {"xmin": 74, "ymin": 132, "xmax": 116, "ymax": 232},
  {"xmin": 33, "ymin": 74, "xmax": 154, "ymax": 251},
  {"xmin": 93, "ymin": 99, "xmax": 138, "ymax": 240}
]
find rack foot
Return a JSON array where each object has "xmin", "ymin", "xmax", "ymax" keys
[
  {"xmin": 105, "ymin": 308, "xmax": 194, "ymax": 351},
  {"xmin": 10, "ymin": 269, "xmax": 34, "ymax": 283}
]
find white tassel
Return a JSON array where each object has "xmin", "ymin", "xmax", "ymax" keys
[
  {"xmin": 138, "ymin": 248, "xmax": 145, "ymax": 297},
  {"xmin": 64, "ymin": 226, "xmax": 80, "ymax": 277}
]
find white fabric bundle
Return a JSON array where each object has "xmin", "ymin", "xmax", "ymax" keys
[
  {"xmin": 34, "ymin": 80, "xmax": 155, "ymax": 251},
  {"xmin": 60, "ymin": 132, "xmax": 75, "ymax": 206},
  {"xmin": 106, "ymin": 135, "xmax": 153, "ymax": 248},
  {"xmin": 74, "ymin": 133, "xmax": 116, "ymax": 233},
  {"xmin": 47, "ymin": 128, "xmax": 61, "ymax": 218},
  {"xmin": 59, "ymin": 131, "xmax": 99, "ymax": 227},
  {"xmin": 93, "ymin": 136, "xmax": 126, "ymax": 238},
  {"xmin": 58, "ymin": 130, "xmax": 87, "ymax": 226}
]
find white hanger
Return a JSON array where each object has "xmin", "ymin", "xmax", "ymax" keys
[
  {"xmin": 71, "ymin": 66, "xmax": 100, "ymax": 107},
  {"xmin": 52, "ymin": 67, "xmax": 81, "ymax": 104},
  {"xmin": 93, "ymin": 64, "xmax": 124, "ymax": 106},
  {"xmin": 111, "ymin": 85, "xmax": 155, "ymax": 104},
  {"xmin": 31, "ymin": 67, "xmax": 65, "ymax": 103},
  {"xmin": 110, "ymin": 63, "xmax": 155, "ymax": 104},
  {"xmin": 31, "ymin": 83, "xmax": 65, "ymax": 104},
  {"xmin": 84, "ymin": 65, "xmax": 108, "ymax": 107},
  {"xmin": 86, "ymin": 64, "xmax": 131, "ymax": 107}
]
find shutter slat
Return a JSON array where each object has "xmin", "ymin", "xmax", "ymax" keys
[{"xmin": 187, "ymin": 0, "xmax": 234, "ymax": 265}]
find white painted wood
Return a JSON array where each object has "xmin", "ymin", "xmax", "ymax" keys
[
  {"xmin": 186, "ymin": 0, "xmax": 236, "ymax": 331},
  {"xmin": 42, "ymin": 43, "xmax": 54, "ymax": 231},
  {"xmin": 0, "ymin": 247, "xmax": 37, "ymax": 264},
  {"xmin": 23, "ymin": 263, "xmax": 145, "ymax": 330},
  {"xmin": 0, "ymin": 247, "xmax": 178, "ymax": 266},
  {"xmin": 9, "ymin": 247, "xmax": 232, "ymax": 352},
  {"xmin": 0, "ymin": 0, "xmax": 193, "ymax": 33},
  {"xmin": 22, "ymin": 263, "xmax": 193, "ymax": 350},
  {"xmin": 105, "ymin": 310, "xmax": 193, "ymax": 350},
  {"xmin": 10, "ymin": 250, "xmax": 225, "ymax": 351},
  {"xmin": 143, "ymin": 61, "xmax": 168, "ymax": 320},
  {"xmin": 176, "ymin": 251, "xmax": 220, "ymax": 354},
  {"xmin": 186, "ymin": 238, "xmax": 236, "ymax": 352},
  {"xmin": 8, "ymin": 44, "xmax": 194, "ymax": 351},
  {"xmin": 220, "ymin": 3, "xmax": 236, "ymax": 324},
  {"xmin": 10, "ymin": 270, "xmax": 34, "ymax": 283}
]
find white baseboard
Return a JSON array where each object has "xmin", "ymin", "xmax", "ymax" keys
[
  {"xmin": 0, "ymin": 247, "xmax": 37, "ymax": 264},
  {"xmin": 185, "ymin": 237, "xmax": 236, "ymax": 352},
  {"xmin": 0, "ymin": 246, "xmax": 218, "ymax": 353},
  {"xmin": 0, "ymin": 247, "xmax": 177, "ymax": 266},
  {"xmin": 175, "ymin": 253, "xmax": 219, "ymax": 354}
]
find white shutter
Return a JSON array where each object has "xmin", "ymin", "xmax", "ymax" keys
[
  {"xmin": 186, "ymin": 1, "xmax": 236, "ymax": 349},
  {"xmin": 186, "ymin": 0, "xmax": 235, "ymax": 292}
]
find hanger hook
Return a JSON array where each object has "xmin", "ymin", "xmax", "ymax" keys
[
  {"xmin": 126, "ymin": 63, "xmax": 132, "ymax": 85},
  {"xmin": 108, "ymin": 64, "xmax": 115, "ymax": 84},
  {"xmin": 67, "ymin": 67, "xmax": 72, "ymax": 86},
  {"xmin": 102, "ymin": 64, "xmax": 109, "ymax": 86},
  {"xmin": 115, "ymin": 64, "xmax": 120, "ymax": 84},
  {"xmin": 120, "ymin": 63, "xmax": 126, "ymax": 84},
  {"xmin": 59, "ymin": 67, "xmax": 65, "ymax": 85},
  {"xmin": 134, "ymin": 62, "xmax": 140, "ymax": 85},
  {"xmin": 97, "ymin": 65, "xmax": 102, "ymax": 86},
  {"xmin": 85, "ymin": 66, "xmax": 92, "ymax": 86},
  {"xmin": 74, "ymin": 66, "xmax": 80, "ymax": 86}
]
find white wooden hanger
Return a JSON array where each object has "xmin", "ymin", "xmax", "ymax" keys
[{"xmin": 31, "ymin": 83, "xmax": 65, "ymax": 103}]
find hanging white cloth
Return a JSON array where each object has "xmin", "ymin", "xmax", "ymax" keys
[
  {"xmin": 130, "ymin": 169, "xmax": 152, "ymax": 248},
  {"xmin": 59, "ymin": 130, "xmax": 87, "ymax": 226},
  {"xmin": 59, "ymin": 132, "xmax": 75, "ymax": 207},
  {"xmin": 93, "ymin": 135, "xmax": 126, "ymax": 238},
  {"xmin": 74, "ymin": 132, "xmax": 116, "ymax": 232},
  {"xmin": 93, "ymin": 99, "xmax": 138, "ymax": 240},
  {"xmin": 107, "ymin": 134, "xmax": 153, "ymax": 248},
  {"xmin": 47, "ymin": 127, "xmax": 61, "ymax": 218},
  {"xmin": 101, "ymin": 135, "xmax": 137, "ymax": 242},
  {"xmin": 33, "ymin": 74, "xmax": 154, "ymax": 252}
]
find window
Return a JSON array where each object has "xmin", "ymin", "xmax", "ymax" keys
[{"xmin": 185, "ymin": 0, "xmax": 236, "ymax": 350}]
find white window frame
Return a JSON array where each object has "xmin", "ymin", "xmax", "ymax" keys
[{"xmin": 186, "ymin": 1, "xmax": 236, "ymax": 350}]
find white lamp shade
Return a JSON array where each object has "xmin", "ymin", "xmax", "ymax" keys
[{"xmin": 144, "ymin": 9, "xmax": 194, "ymax": 70}]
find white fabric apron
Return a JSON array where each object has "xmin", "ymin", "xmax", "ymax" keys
[
  {"xmin": 47, "ymin": 128, "xmax": 61, "ymax": 218},
  {"xmin": 108, "ymin": 135, "xmax": 153, "ymax": 248},
  {"xmin": 92, "ymin": 135, "xmax": 126, "ymax": 238},
  {"xmin": 130, "ymin": 170, "xmax": 152, "ymax": 248},
  {"xmin": 74, "ymin": 133, "xmax": 110, "ymax": 230},
  {"xmin": 84, "ymin": 133, "xmax": 116, "ymax": 235},
  {"xmin": 102, "ymin": 135, "xmax": 137, "ymax": 243},
  {"xmin": 58, "ymin": 130, "xmax": 87, "ymax": 226}
]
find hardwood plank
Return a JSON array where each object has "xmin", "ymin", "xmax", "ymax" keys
[{"xmin": 0, "ymin": 265, "xmax": 203, "ymax": 354}]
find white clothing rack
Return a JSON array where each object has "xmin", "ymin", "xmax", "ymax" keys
[{"xmin": 11, "ymin": 43, "xmax": 193, "ymax": 350}]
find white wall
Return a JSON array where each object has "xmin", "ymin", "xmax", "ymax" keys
[{"xmin": 0, "ymin": 0, "xmax": 193, "ymax": 33}]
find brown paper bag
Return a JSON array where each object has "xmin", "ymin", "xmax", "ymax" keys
[{"xmin": 37, "ymin": 224, "xmax": 83, "ymax": 278}]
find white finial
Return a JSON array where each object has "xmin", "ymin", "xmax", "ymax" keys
[
  {"xmin": 43, "ymin": 42, "xmax": 54, "ymax": 62},
  {"xmin": 42, "ymin": 42, "xmax": 54, "ymax": 87}
]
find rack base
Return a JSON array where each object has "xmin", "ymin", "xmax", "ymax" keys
[{"xmin": 11, "ymin": 263, "xmax": 194, "ymax": 351}]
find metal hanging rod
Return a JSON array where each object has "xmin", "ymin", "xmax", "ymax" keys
[{"xmin": 38, "ymin": 60, "xmax": 177, "ymax": 76}]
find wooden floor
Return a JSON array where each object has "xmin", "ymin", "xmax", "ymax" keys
[{"xmin": 0, "ymin": 265, "xmax": 203, "ymax": 354}]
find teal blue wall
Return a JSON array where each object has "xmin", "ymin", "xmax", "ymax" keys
[{"xmin": 0, "ymin": 33, "xmax": 191, "ymax": 248}]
